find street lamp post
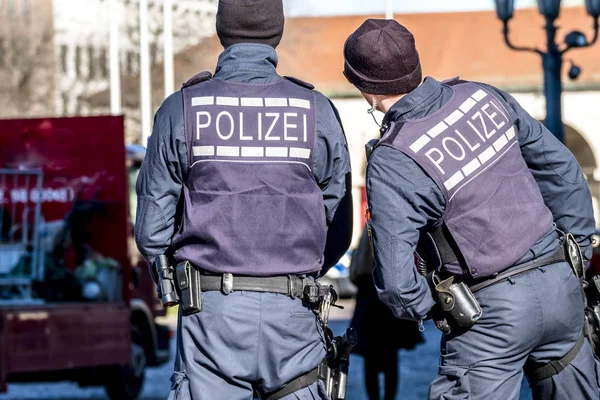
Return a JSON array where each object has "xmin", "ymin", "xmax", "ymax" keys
[{"xmin": 494, "ymin": 0, "xmax": 600, "ymax": 144}]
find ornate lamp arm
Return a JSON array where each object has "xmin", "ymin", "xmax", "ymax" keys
[{"xmin": 502, "ymin": 21, "xmax": 544, "ymax": 55}]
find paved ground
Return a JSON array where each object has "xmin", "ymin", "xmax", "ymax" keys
[{"xmin": 0, "ymin": 299, "xmax": 533, "ymax": 400}]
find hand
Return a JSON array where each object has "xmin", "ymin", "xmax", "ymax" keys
[{"xmin": 428, "ymin": 304, "xmax": 452, "ymax": 334}]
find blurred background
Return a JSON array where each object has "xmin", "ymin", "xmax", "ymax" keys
[{"xmin": 0, "ymin": 0, "xmax": 599, "ymax": 399}]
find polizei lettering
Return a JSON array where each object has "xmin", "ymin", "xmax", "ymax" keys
[
  {"xmin": 189, "ymin": 95, "xmax": 313, "ymax": 162},
  {"xmin": 408, "ymin": 89, "xmax": 517, "ymax": 192},
  {"xmin": 196, "ymin": 111, "xmax": 307, "ymax": 142}
]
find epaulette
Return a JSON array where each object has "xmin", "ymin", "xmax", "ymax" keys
[
  {"xmin": 442, "ymin": 76, "xmax": 460, "ymax": 84},
  {"xmin": 284, "ymin": 76, "xmax": 315, "ymax": 90},
  {"xmin": 182, "ymin": 71, "xmax": 213, "ymax": 89}
]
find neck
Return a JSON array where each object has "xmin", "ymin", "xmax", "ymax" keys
[{"xmin": 375, "ymin": 94, "xmax": 404, "ymax": 113}]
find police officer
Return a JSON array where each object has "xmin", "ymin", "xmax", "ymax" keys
[
  {"xmin": 342, "ymin": 19, "xmax": 599, "ymax": 399},
  {"xmin": 134, "ymin": 1, "xmax": 353, "ymax": 398}
]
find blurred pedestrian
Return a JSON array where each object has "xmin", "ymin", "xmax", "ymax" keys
[
  {"xmin": 349, "ymin": 224, "xmax": 424, "ymax": 400},
  {"xmin": 135, "ymin": 0, "xmax": 353, "ymax": 398},
  {"xmin": 343, "ymin": 18, "xmax": 598, "ymax": 400}
]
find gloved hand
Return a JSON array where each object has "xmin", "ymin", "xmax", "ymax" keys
[{"xmin": 428, "ymin": 304, "xmax": 452, "ymax": 335}]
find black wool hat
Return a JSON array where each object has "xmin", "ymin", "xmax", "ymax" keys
[
  {"xmin": 216, "ymin": 0, "xmax": 285, "ymax": 49},
  {"xmin": 343, "ymin": 19, "xmax": 422, "ymax": 95}
]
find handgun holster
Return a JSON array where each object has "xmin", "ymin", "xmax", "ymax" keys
[{"xmin": 175, "ymin": 261, "xmax": 202, "ymax": 315}]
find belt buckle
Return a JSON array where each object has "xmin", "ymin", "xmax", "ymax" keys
[{"xmin": 222, "ymin": 273, "xmax": 233, "ymax": 295}]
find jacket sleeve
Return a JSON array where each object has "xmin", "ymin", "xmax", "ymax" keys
[
  {"xmin": 313, "ymin": 92, "xmax": 353, "ymax": 274},
  {"xmin": 479, "ymin": 83, "xmax": 596, "ymax": 260},
  {"xmin": 134, "ymin": 92, "xmax": 187, "ymax": 265},
  {"xmin": 366, "ymin": 145, "xmax": 441, "ymax": 321}
]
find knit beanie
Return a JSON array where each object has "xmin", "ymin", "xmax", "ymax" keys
[
  {"xmin": 343, "ymin": 19, "xmax": 422, "ymax": 95},
  {"xmin": 216, "ymin": 0, "xmax": 284, "ymax": 49}
]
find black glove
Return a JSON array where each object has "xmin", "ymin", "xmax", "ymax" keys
[{"xmin": 428, "ymin": 304, "xmax": 453, "ymax": 335}]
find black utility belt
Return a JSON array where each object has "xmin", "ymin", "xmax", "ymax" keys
[
  {"xmin": 199, "ymin": 272, "xmax": 310, "ymax": 299},
  {"xmin": 431, "ymin": 247, "xmax": 568, "ymax": 334},
  {"xmin": 175, "ymin": 261, "xmax": 334, "ymax": 315},
  {"xmin": 467, "ymin": 248, "xmax": 566, "ymax": 293}
]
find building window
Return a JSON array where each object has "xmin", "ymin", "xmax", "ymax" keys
[
  {"xmin": 75, "ymin": 46, "xmax": 81, "ymax": 77},
  {"xmin": 10, "ymin": 37, "xmax": 17, "ymax": 68},
  {"xmin": 99, "ymin": 47, "xmax": 107, "ymax": 78},
  {"xmin": 0, "ymin": 38, "xmax": 5, "ymax": 68},
  {"xmin": 61, "ymin": 92, "xmax": 69, "ymax": 115},
  {"xmin": 150, "ymin": 42, "xmax": 157, "ymax": 66},
  {"xmin": 88, "ymin": 46, "xmax": 95, "ymax": 79},
  {"xmin": 60, "ymin": 44, "xmax": 68, "ymax": 74},
  {"xmin": 7, "ymin": 0, "xmax": 14, "ymax": 17},
  {"xmin": 21, "ymin": 38, "xmax": 29, "ymax": 72},
  {"xmin": 21, "ymin": 0, "xmax": 28, "ymax": 20},
  {"xmin": 126, "ymin": 51, "xmax": 133, "ymax": 75}
]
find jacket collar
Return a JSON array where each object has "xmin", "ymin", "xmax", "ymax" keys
[
  {"xmin": 214, "ymin": 43, "xmax": 279, "ymax": 80},
  {"xmin": 382, "ymin": 77, "xmax": 447, "ymax": 126}
]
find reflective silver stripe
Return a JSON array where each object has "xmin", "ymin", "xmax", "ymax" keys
[
  {"xmin": 216, "ymin": 97, "xmax": 239, "ymax": 106},
  {"xmin": 289, "ymin": 98, "xmax": 311, "ymax": 109},
  {"xmin": 427, "ymin": 121, "xmax": 448, "ymax": 138},
  {"xmin": 240, "ymin": 97, "xmax": 263, "ymax": 107},
  {"xmin": 459, "ymin": 97, "xmax": 477, "ymax": 113},
  {"xmin": 462, "ymin": 158, "xmax": 481, "ymax": 177},
  {"xmin": 241, "ymin": 147, "xmax": 264, "ymax": 157},
  {"xmin": 493, "ymin": 134, "xmax": 509, "ymax": 152},
  {"xmin": 216, "ymin": 146, "xmax": 240, "ymax": 156},
  {"xmin": 472, "ymin": 89, "xmax": 487, "ymax": 102},
  {"xmin": 444, "ymin": 109, "xmax": 464, "ymax": 126},
  {"xmin": 478, "ymin": 146, "xmax": 496, "ymax": 164},
  {"xmin": 289, "ymin": 147, "xmax": 311, "ymax": 159},
  {"xmin": 191, "ymin": 96, "xmax": 214, "ymax": 106},
  {"xmin": 409, "ymin": 135, "xmax": 431, "ymax": 153},
  {"xmin": 266, "ymin": 147, "xmax": 288, "ymax": 157},
  {"xmin": 505, "ymin": 126, "xmax": 516, "ymax": 140},
  {"xmin": 192, "ymin": 146, "xmax": 215, "ymax": 156},
  {"xmin": 444, "ymin": 171, "xmax": 465, "ymax": 191},
  {"xmin": 265, "ymin": 98, "xmax": 288, "ymax": 107}
]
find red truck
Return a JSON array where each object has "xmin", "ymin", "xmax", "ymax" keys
[{"xmin": 0, "ymin": 116, "xmax": 170, "ymax": 399}]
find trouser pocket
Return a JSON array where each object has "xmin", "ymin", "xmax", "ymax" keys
[
  {"xmin": 429, "ymin": 365, "xmax": 470, "ymax": 400},
  {"xmin": 168, "ymin": 371, "xmax": 191, "ymax": 400}
]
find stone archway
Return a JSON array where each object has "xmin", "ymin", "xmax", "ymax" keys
[
  {"xmin": 563, "ymin": 122, "xmax": 600, "ymax": 227},
  {"xmin": 565, "ymin": 123, "xmax": 597, "ymax": 178}
]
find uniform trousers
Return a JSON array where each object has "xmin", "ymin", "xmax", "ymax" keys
[
  {"xmin": 168, "ymin": 291, "xmax": 328, "ymax": 400},
  {"xmin": 429, "ymin": 261, "xmax": 600, "ymax": 400}
]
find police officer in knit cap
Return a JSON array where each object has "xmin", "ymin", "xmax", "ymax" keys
[
  {"xmin": 135, "ymin": 1, "xmax": 353, "ymax": 398},
  {"xmin": 343, "ymin": 19, "xmax": 599, "ymax": 399}
]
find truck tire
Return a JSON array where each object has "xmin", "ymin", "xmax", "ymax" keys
[{"xmin": 104, "ymin": 325, "xmax": 147, "ymax": 400}]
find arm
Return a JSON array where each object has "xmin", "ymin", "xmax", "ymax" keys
[
  {"xmin": 135, "ymin": 92, "xmax": 187, "ymax": 265},
  {"xmin": 479, "ymin": 83, "xmax": 596, "ymax": 260},
  {"xmin": 313, "ymin": 92, "xmax": 353, "ymax": 274},
  {"xmin": 366, "ymin": 146, "xmax": 442, "ymax": 321}
]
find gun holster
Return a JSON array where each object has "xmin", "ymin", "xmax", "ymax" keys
[
  {"xmin": 175, "ymin": 261, "xmax": 202, "ymax": 315},
  {"xmin": 319, "ymin": 327, "xmax": 357, "ymax": 400},
  {"xmin": 432, "ymin": 271, "xmax": 482, "ymax": 330},
  {"xmin": 565, "ymin": 232, "xmax": 584, "ymax": 279}
]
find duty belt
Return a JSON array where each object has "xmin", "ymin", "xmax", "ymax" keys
[
  {"xmin": 200, "ymin": 273, "xmax": 327, "ymax": 301},
  {"xmin": 468, "ymin": 248, "xmax": 566, "ymax": 293}
]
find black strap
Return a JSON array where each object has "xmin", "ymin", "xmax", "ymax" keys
[
  {"xmin": 261, "ymin": 368, "xmax": 319, "ymax": 400},
  {"xmin": 470, "ymin": 248, "xmax": 566, "ymax": 293},
  {"xmin": 430, "ymin": 226, "xmax": 459, "ymax": 265},
  {"xmin": 525, "ymin": 333, "xmax": 586, "ymax": 382},
  {"xmin": 199, "ymin": 274, "xmax": 307, "ymax": 298}
]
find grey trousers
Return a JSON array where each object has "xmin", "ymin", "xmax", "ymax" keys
[
  {"xmin": 167, "ymin": 291, "xmax": 328, "ymax": 400},
  {"xmin": 428, "ymin": 261, "xmax": 600, "ymax": 400}
]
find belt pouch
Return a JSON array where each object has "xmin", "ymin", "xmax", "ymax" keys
[
  {"xmin": 433, "ymin": 273, "xmax": 482, "ymax": 329},
  {"xmin": 175, "ymin": 261, "xmax": 202, "ymax": 315}
]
